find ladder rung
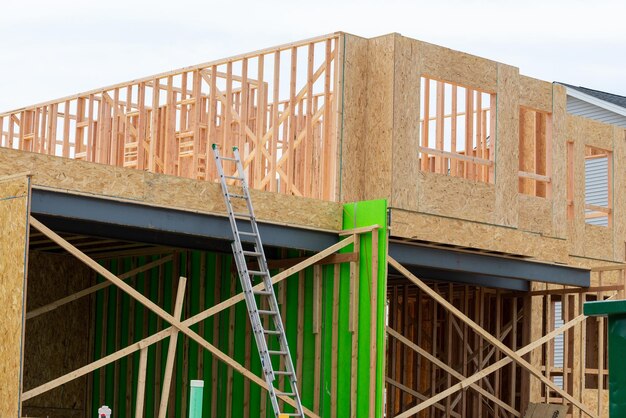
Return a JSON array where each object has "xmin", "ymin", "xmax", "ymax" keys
[
  {"xmin": 254, "ymin": 289, "xmax": 272, "ymax": 296},
  {"xmin": 268, "ymin": 350, "xmax": 287, "ymax": 356},
  {"xmin": 224, "ymin": 175, "xmax": 243, "ymax": 180},
  {"xmin": 263, "ymin": 329, "xmax": 281, "ymax": 335},
  {"xmin": 242, "ymin": 250, "xmax": 262, "ymax": 257},
  {"xmin": 280, "ymin": 414, "xmax": 302, "ymax": 417},
  {"xmin": 275, "ymin": 390, "xmax": 295, "ymax": 397},
  {"xmin": 219, "ymin": 156, "xmax": 238, "ymax": 162},
  {"xmin": 248, "ymin": 270, "xmax": 268, "ymax": 276},
  {"xmin": 228, "ymin": 193, "xmax": 247, "ymax": 199},
  {"xmin": 232, "ymin": 212, "xmax": 253, "ymax": 218},
  {"xmin": 258, "ymin": 309, "xmax": 278, "ymax": 316},
  {"xmin": 238, "ymin": 231, "xmax": 257, "ymax": 237},
  {"xmin": 274, "ymin": 370, "xmax": 293, "ymax": 376}
]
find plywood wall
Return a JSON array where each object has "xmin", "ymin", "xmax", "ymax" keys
[
  {"xmin": 0, "ymin": 147, "xmax": 343, "ymax": 232},
  {"xmin": 22, "ymin": 252, "xmax": 94, "ymax": 418},
  {"xmin": 0, "ymin": 175, "xmax": 31, "ymax": 417}
]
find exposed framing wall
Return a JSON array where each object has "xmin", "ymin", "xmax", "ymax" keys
[{"xmin": 0, "ymin": 174, "xmax": 31, "ymax": 417}]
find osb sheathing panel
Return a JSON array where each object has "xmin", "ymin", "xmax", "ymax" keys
[
  {"xmin": 390, "ymin": 35, "xmax": 420, "ymax": 211},
  {"xmin": 415, "ymin": 171, "xmax": 495, "ymax": 224},
  {"xmin": 519, "ymin": 76, "xmax": 552, "ymax": 112},
  {"xmin": 583, "ymin": 389, "xmax": 608, "ymax": 418},
  {"xmin": 338, "ymin": 33, "xmax": 369, "ymax": 202},
  {"xmin": 613, "ymin": 128, "xmax": 626, "ymax": 261},
  {"xmin": 551, "ymin": 84, "xmax": 568, "ymax": 239},
  {"xmin": 518, "ymin": 195, "xmax": 552, "ymax": 235},
  {"xmin": 495, "ymin": 64, "xmax": 520, "ymax": 227},
  {"xmin": 581, "ymin": 224, "xmax": 614, "ymax": 261},
  {"xmin": 361, "ymin": 34, "xmax": 395, "ymax": 201},
  {"xmin": 568, "ymin": 114, "xmax": 614, "ymax": 151},
  {"xmin": 390, "ymin": 209, "xmax": 568, "ymax": 263},
  {"xmin": 0, "ymin": 147, "xmax": 343, "ymax": 231},
  {"xmin": 0, "ymin": 176, "xmax": 30, "ymax": 418},
  {"xmin": 415, "ymin": 39, "xmax": 498, "ymax": 93},
  {"xmin": 22, "ymin": 252, "xmax": 93, "ymax": 416}
]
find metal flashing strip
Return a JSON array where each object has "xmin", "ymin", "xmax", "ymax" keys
[
  {"xmin": 390, "ymin": 242, "xmax": 590, "ymax": 290},
  {"xmin": 30, "ymin": 188, "xmax": 337, "ymax": 253}
]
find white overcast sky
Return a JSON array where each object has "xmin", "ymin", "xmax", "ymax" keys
[{"xmin": 1, "ymin": 0, "xmax": 625, "ymax": 112}]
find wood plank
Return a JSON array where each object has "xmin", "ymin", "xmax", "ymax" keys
[
  {"xmin": 134, "ymin": 347, "xmax": 149, "ymax": 418},
  {"xmin": 157, "ymin": 277, "xmax": 187, "ymax": 418}
]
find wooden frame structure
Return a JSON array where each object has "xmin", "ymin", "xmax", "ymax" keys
[
  {"xmin": 2, "ymin": 31, "xmax": 626, "ymax": 418},
  {"xmin": 0, "ymin": 33, "xmax": 340, "ymax": 201},
  {"xmin": 21, "ymin": 215, "xmax": 381, "ymax": 418}
]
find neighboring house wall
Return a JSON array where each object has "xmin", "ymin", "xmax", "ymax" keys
[
  {"xmin": 585, "ymin": 156, "xmax": 609, "ymax": 226},
  {"xmin": 567, "ymin": 96, "xmax": 626, "ymax": 127}
]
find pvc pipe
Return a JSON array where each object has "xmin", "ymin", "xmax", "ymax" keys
[{"xmin": 188, "ymin": 380, "xmax": 204, "ymax": 418}]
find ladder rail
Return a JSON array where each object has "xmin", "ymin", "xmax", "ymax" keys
[{"xmin": 212, "ymin": 144, "xmax": 304, "ymax": 417}]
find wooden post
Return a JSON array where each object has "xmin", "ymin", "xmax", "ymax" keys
[
  {"xmin": 135, "ymin": 346, "xmax": 149, "ymax": 418},
  {"xmin": 157, "ymin": 276, "xmax": 188, "ymax": 418}
]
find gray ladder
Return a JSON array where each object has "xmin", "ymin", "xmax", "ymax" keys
[{"xmin": 212, "ymin": 144, "xmax": 304, "ymax": 418}]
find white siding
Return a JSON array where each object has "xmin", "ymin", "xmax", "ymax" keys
[
  {"xmin": 585, "ymin": 157, "xmax": 609, "ymax": 226},
  {"xmin": 553, "ymin": 301, "xmax": 564, "ymax": 389},
  {"xmin": 567, "ymin": 96, "xmax": 626, "ymax": 128}
]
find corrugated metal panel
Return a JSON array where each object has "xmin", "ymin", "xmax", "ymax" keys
[
  {"xmin": 585, "ymin": 157, "xmax": 609, "ymax": 226},
  {"xmin": 553, "ymin": 301, "xmax": 565, "ymax": 389},
  {"xmin": 567, "ymin": 96, "xmax": 626, "ymax": 128}
]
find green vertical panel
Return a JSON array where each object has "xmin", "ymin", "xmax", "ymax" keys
[
  {"xmin": 202, "ymin": 252, "xmax": 216, "ymax": 417},
  {"xmin": 217, "ymin": 255, "xmax": 231, "ymax": 418},
  {"xmin": 320, "ymin": 263, "xmax": 334, "ymax": 418},
  {"xmin": 92, "ymin": 272, "xmax": 104, "ymax": 415},
  {"xmin": 342, "ymin": 199, "xmax": 388, "ymax": 418},
  {"xmin": 175, "ymin": 252, "xmax": 187, "ymax": 418},
  {"xmin": 160, "ymin": 258, "xmax": 174, "ymax": 412},
  {"xmin": 301, "ymin": 267, "xmax": 315, "ymax": 409},
  {"xmin": 118, "ymin": 258, "xmax": 132, "ymax": 418},
  {"xmin": 131, "ymin": 256, "xmax": 146, "ymax": 416},
  {"xmin": 231, "ymin": 277, "xmax": 246, "ymax": 417},
  {"xmin": 336, "ymin": 259, "xmax": 351, "ymax": 417},
  {"xmin": 145, "ymin": 259, "xmax": 159, "ymax": 418},
  {"xmin": 105, "ymin": 260, "xmax": 118, "ymax": 408},
  {"xmin": 188, "ymin": 252, "xmax": 201, "ymax": 384}
]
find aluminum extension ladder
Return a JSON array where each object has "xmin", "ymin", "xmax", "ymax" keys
[{"xmin": 212, "ymin": 144, "xmax": 304, "ymax": 417}]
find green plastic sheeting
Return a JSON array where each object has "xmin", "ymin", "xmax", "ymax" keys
[
  {"xmin": 342, "ymin": 199, "xmax": 388, "ymax": 417},
  {"xmin": 90, "ymin": 199, "xmax": 388, "ymax": 418},
  {"xmin": 584, "ymin": 300, "xmax": 626, "ymax": 418}
]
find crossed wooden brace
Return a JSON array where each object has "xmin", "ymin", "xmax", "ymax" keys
[
  {"xmin": 388, "ymin": 256, "xmax": 600, "ymax": 418},
  {"xmin": 26, "ymin": 216, "xmax": 358, "ymax": 418}
]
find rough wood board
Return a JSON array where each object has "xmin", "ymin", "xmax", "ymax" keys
[
  {"xmin": 519, "ymin": 76, "xmax": 552, "ymax": 112},
  {"xmin": 551, "ymin": 84, "xmax": 568, "ymax": 239},
  {"xmin": 569, "ymin": 114, "xmax": 614, "ymax": 151},
  {"xmin": 613, "ymin": 127, "xmax": 626, "ymax": 261},
  {"xmin": 582, "ymin": 389, "xmax": 608, "ymax": 418},
  {"xmin": 338, "ymin": 34, "xmax": 369, "ymax": 202},
  {"xmin": 415, "ymin": 39, "xmax": 498, "ymax": 93},
  {"xmin": 0, "ymin": 147, "xmax": 342, "ymax": 231},
  {"xmin": 22, "ymin": 253, "xmax": 93, "ymax": 416},
  {"xmin": 495, "ymin": 64, "xmax": 520, "ymax": 227},
  {"xmin": 0, "ymin": 176, "xmax": 30, "ymax": 418},
  {"xmin": 581, "ymin": 224, "xmax": 614, "ymax": 262},
  {"xmin": 390, "ymin": 35, "xmax": 420, "ymax": 211},
  {"xmin": 415, "ymin": 171, "xmax": 495, "ymax": 224},
  {"xmin": 361, "ymin": 34, "xmax": 395, "ymax": 201},
  {"xmin": 518, "ymin": 194, "xmax": 552, "ymax": 236},
  {"xmin": 523, "ymin": 403, "xmax": 569, "ymax": 417},
  {"xmin": 390, "ymin": 209, "xmax": 568, "ymax": 263}
]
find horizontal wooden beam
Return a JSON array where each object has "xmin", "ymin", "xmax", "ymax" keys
[{"xmin": 418, "ymin": 146, "xmax": 493, "ymax": 166}]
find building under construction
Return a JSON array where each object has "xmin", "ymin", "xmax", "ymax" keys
[{"xmin": 1, "ymin": 32, "xmax": 625, "ymax": 418}]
